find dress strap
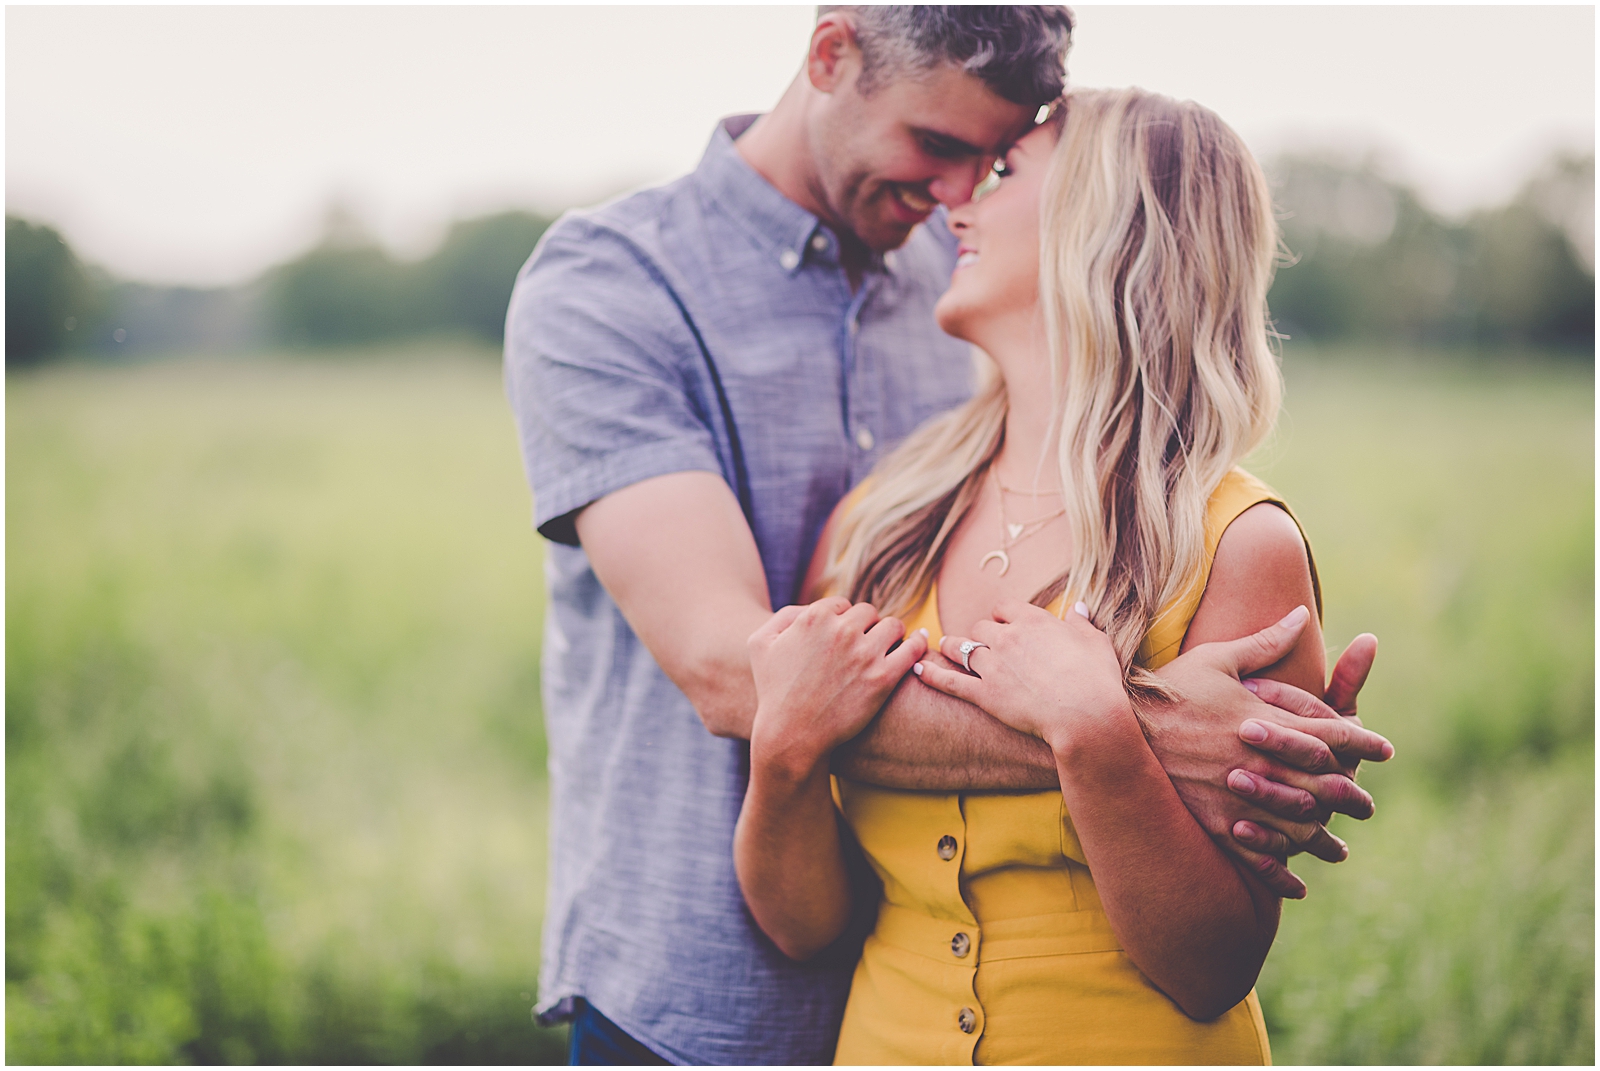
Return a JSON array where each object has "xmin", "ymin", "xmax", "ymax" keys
[{"xmin": 1138, "ymin": 468, "xmax": 1321, "ymax": 670}]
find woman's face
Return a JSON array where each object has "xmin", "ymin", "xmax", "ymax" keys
[{"xmin": 933, "ymin": 119, "xmax": 1059, "ymax": 346}]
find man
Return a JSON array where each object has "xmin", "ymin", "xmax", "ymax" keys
[{"xmin": 506, "ymin": 8, "xmax": 1389, "ymax": 1065}]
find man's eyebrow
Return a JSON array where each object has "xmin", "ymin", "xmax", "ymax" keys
[{"xmin": 910, "ymin": 126, "xmax": 989, "ymax": 157}]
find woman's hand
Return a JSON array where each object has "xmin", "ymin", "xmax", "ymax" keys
[
  {"xmin": 738, "ymin": 597, "xmax": 927, "ymax": 960},
  {"xmin": 748, "ymin": 597, "xmax": 928, "ymax": 780},
  {"xmin": 914, "ymin": 599, "xmax": 1129, "ymax": 754}
]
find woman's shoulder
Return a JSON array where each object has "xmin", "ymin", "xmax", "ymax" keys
[
  {"xmin": 1140, "ymin": 468, "xmax": 1314, "ymax": 668},
  {"xmin": 804, "ymin": 479, "xmax": 876, "ymax": 602},
  {"xmin": 840, "ymin": 477, "xmax": 875, "ymax": 519},
  {"xmin": 1203, "ymin": 468, "xmax": 1285, "ymax": 545},
  {"xmin": 1206, "ymin": 466, "xmax": 1320, "ymax": 615}
]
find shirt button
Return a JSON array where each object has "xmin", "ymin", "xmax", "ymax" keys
[
  {"xmin": 779, "ymin": 249, "xmax": 800, "ymax": 270},
  {"xmin": 855, "ymin": 426, "xmax": 875, "ymax": 451},
  {"xmin": 951, "ymin": 932, "xmax": 971, "ymax": 958},
  {"xmin": 936, "ymin": 835, "xmax": 958, "ymax": 861},
  {"xmin": 957, "ymin": 1007, "xmax": 977, "ymax": 1034},
  {"xmin": 884, "ymin": 250, "xmax": 899, "ymax": 270},
  {"xmin": 848, "ymin": 318, "xmax": 860, "ymax": 336},
  {"xmin": 810, "ymin": 234, "xmax": 829, "ymax": 252}
]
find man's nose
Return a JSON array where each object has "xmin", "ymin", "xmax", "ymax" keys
[{"xmin": 929, "ymin": 158, "xmax": 991, "ymax": 208}]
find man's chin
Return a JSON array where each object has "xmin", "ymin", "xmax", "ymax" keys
[{"xmin": 854, "ymin": 215, "xmax": 922, "ymax": 256}]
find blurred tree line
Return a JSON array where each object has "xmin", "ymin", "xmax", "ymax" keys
[
  {"xmin": 6, "ymin": 209, "xmax": 553, "ymax": 365},
  {"xmin": 6, "ymin": 217, "xmax": 104, "ymax": 365},
  {"xmin": 261, "ymin": 207, "xmax": 553, "ymax": 348},
  {"xmin": 1266, "ymin": 152, "xmax": 1594, "ymax": 349},
  {"xmin": 6, "ymin": 150, "xmax": 1594, "ymax": 367}
]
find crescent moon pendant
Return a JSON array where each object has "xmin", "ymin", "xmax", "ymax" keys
[{"xmin": 979, "ymin": 549, "xmax": 1011, "ymax": 576}]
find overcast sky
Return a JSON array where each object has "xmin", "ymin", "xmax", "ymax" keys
[{"xmin": 7, "ymin": 4, "xmax": 1594, "ymax": 286}]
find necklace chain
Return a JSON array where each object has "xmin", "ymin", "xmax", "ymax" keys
[
  {"xmin": 996, "ymin": 479, "xmax": 1063, "ymax": 497},
  {"xmin": 978, "ymin": 468, "xmax": 1065, "ymax": 575}
]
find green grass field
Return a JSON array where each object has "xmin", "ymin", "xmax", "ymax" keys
[{"xmin": 6, "ymin": 343, "xmax": 1593, "ymax": 1063}]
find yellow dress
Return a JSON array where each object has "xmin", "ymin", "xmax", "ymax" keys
[{"xmin": 831, "ymin": 468, "xmax": 1318, "ymax": 1065}]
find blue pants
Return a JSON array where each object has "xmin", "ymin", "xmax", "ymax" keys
[{"xmin": 567, "ymin": 999, "xmax": 669, "ymax": 1065}]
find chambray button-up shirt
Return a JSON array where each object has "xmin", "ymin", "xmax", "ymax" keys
[{"xmin": 504, "ymin": 114, "xmax": 974, "ymax": 1065}]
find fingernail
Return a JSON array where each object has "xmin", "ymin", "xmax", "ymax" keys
[
  {"xmin": 1242, "ymin": 678, "xmax": 1259, "ymax": 694},
  {"xmin": 917, "ymin": 628, "xmax": 929, "ymax": 638},
  {"xmin": 912, "ymin": 662, "xmax": 924, "ymax": 676},
  {"xmin": 1234, "ymin": 820, "xmax": 1259, "ymax": 841},
  {"xmin": 1228, "ymin": 770, "xmax": 1256, "ymax": 795},
  {"xmin": 1073, "ymin": 601, "xmax": 1090, "ymax": 619},
  {"xmin": 1240, "ymin": 720, "xmax": 1268, "ymax": 743},
  {"xmin": 1278, "ymin": 604, "xmax": 1309, "ymax": 628}
]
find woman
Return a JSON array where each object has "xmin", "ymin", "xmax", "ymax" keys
[{"xmin": 734, "ymin": 88, "xmax": 1327, "ymax": 1064}]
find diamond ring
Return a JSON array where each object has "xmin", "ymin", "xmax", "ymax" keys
[{"xmin": 958, "ymin": 640, "xmax": 990, "ymax": 675}]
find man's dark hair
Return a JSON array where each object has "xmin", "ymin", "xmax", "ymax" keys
[{"xmin": 818, "ymin": 5, "xmax": 1075, "ymax": 108}]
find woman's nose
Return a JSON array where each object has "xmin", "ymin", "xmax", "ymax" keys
[{"xmin": 945, "ymin": 203, "xmax": 973, "ymax": 236}]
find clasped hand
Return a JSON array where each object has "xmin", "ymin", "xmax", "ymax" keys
[
  {"xmin": 747, "ymin": 597, "xmax": 928, "ymax": 780},
  {"xmin": 913, "ymin": 599, "xmax": 1132, "ymax": 754}
]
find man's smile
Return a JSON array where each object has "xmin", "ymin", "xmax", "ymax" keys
[{"xmin": 887, "ymin": 183, "xmax": 936, "ymax": 221}]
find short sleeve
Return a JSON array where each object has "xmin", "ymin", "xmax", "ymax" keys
[{"xmin": 504, "ymin": 216, "xmax": 726, "ymax": 545}]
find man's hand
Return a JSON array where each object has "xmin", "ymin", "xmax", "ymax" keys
[
  {"xmin": 1146, "ymin": 613, "xmax": 1393, "ymax": 898},
  {"xmin": 1226, "ymin": 634, "xmax": 1383, "ymax": 855}
]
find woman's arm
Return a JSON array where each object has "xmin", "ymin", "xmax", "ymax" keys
[
  {"xmin": 916, "ymin": 503, "xmax": 1322, "ymax": 1020},
  {"xmin": 734, "ymin": 599, "xmax": 926, "ymax": 960}
]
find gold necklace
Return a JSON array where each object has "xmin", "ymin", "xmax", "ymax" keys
[{"xmin": 978, "ymin": 468, "xmax": 1066, "ymax": 576}]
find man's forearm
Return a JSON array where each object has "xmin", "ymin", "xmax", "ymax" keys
[{"xmin": 832, "ymin": 667, "xmax": 1058, "ymax": 790}]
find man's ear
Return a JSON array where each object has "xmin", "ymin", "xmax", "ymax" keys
[{"xmin": 807, "ymin": 12, "xmax": 862, "ymax": 94}]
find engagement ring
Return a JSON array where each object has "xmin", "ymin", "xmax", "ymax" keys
[{"xmin": 958, "ymin": 640, "xmax": 989, "ymax": 675}]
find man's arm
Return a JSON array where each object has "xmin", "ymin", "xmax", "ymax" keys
[
  {"xmin": 832, "ymin": 659, "xmax": 1058, "ymax": 788},
  {"xmin": 575, "ymin": 470, "xmax": 1389, "ymax": 901},
  {"xmin": 575, "ymin": 471, "xmax": 769, "ymax": 738},
  {"xmin": 575, "ymin": 469, "xmax": 1063, "ymax": 789}
]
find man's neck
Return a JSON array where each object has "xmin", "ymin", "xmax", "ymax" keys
[
  {"xmin": 736, "ymin": 76, "xmax": 873, "ymax": 291},
  {"xmin": 736, "ymin": 76, "xmax": 827, "ymax": 221}
]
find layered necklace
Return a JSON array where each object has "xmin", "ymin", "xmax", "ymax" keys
[{"xmin": 977, "ymin": 467, "xmax": 1066, "ymax": 576}]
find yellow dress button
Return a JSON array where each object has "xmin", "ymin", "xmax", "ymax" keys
[
  {"xmin": 936, "ymin": 835, "xmax": 958, "ymax": 861},
  {"xmin": 951, "ymin": 932, "xmax": 971, "ymax": 958},
  {"xmin": 957, "ymin": 1007, "xmax": 977, "ymax": 1034}
]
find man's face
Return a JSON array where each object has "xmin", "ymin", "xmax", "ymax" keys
[{"xmin": 809, "ymin": 63, "xmax": 1037, "ymax": 254}]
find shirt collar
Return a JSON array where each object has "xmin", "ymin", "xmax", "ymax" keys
[{"xmin": 697, "ymin": 114, "xmax": 888, "ymax": 278}]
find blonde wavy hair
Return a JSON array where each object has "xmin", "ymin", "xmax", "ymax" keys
[{"xmin": 823, "ymin": 87, "xmax": 1283, "ymax": 688}]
